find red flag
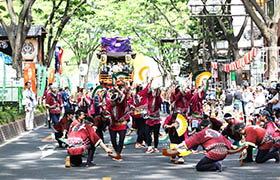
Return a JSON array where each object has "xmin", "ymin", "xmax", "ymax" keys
[
  {"xmin": 244, "ymin": 55, "xmax": 249, "ymax": 64},
  {"xmin": 232, "ymin": 62, "xmax": 237, "ymax": 71},
  {"xmin": 223, "ymin": 64, "xmax": 227, "ymax": 72},
  {"xmin": 223, "ymin": 64, "xmax": 230, "ymax": 72},
  {"xmin": 55, "ymin": 46, "xmax": 64, "ymax": 75},
  {"xmin": 211, "ymin": 62, "xmax": 214, "ymax": 69},
  {"xmin": 58, "ymin": 48, "xmax": 63, "ymax": 74},
  {"xmin": 248, "ymin": 52, "xmax": 252, "ymax": 62},
  {"xmin": 211, "ymin": 62, "xmax": 218, "ymax": 69},
  {"xmin": 235, "ymin": 61, "xmax": 238, "ymax": 69},
  {"xmin": 252, "ymin": 47, "xmax": 257, "ymax": 57}
]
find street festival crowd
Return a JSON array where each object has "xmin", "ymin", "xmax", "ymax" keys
[{"xmin": 23, "ymin": 74, "xmax": 280, "ymax": 172}]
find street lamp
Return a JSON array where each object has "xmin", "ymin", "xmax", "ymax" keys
[
  {"xmin": 188, "ymin": 0, "xmax": 204, "ymax": 15},
  {"xmin": 205, "ymin": 0, "xmax": 222, "ymax": 14}
]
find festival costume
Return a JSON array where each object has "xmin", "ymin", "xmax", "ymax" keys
[
  {"xmin": 163, "ymin": 115, "xmax": 188, "ymax": 163},
  {"xmin": 67, "ymin": 120, "xmax": 102, "ymax": 166},
  {"xmin": 106, "ymin": 92, "xmax": 128, "ymax": 156},
  {"xmin": 173, "ymin": 89, "xmax": 193, "ymax": 115},
  {"xmin": 185, "ymin": 127, "xmax": 231, "ymax": 171},
  {"xmin": 93, "ymin": 115, "xmax": 110, "ymax": 142},
  {"xmin": 145, "ymin": 88, "xmax": 162, "ymax": 149},
  {"xmin": 129, "ymin": 84, "xmax": 149, "ymax": 145},
  {"xmin": 46, "ymin": 92, "xmax": 63, "ymax": 125},
  {"xmin": 244, "ymin": 125, "xmax": 278, "ymax": 163},
  {"xmin": 189, "ymin": 91, "xmax": 205, "ymax": 131},
  {"xmin": 54, "ymin": 117, "xmax": 71, "ymax": 147},
  {"xmin": 265, "ymin": 121, "xmax": 280, "ymax": 149},
  {"xmin": 78, "ymin": 95, "xmax": 91, "ymax": 116}
]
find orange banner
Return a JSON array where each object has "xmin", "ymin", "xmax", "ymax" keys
[
  {"xmin": 48, "ymin": 69, "xmax": 55, "ymax": 84},
  {"xmin": 23, "ymin": 62, "xmax": 37, "ymax": 93}
]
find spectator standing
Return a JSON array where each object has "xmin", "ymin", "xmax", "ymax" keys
[{"xmin": 22, "ymin": 82, "xmax": 37, "ymax": 131}]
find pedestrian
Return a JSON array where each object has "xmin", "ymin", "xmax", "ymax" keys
[{"xmin": 22, "ymin": 82, "xmax": 37, "ymax": 131}]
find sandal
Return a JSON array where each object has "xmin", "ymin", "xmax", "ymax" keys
[
  {"xmin": 146, "ymin": 147, "xmax": 153, "ymax": 153},
  {"xmin": 112, "ymin": 158, "xmax": 123, "ymax": 162},
  {"xmin": 154, "ymin": 148, "xmax": 160, "ymax": 153},
  {"xmin": 174, "ymin": 158, "xmax": 184, "ymax": 164},
  {"xmin": 135, "ymin": 143, "xmax": 145, "ymax": 148}
]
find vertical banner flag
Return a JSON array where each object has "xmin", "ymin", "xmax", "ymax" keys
[
  {"xmin": 67, "ymin": 76, "xmax": 72, "ymax": 93},
  {"xmin": 55, "ymin": 46, "xmax": 64, "ymax": 74},
  {"xmin": 37, "ymin": 66, "xmax": 47, "ymax": 97},
  {"xmin": 23, "ymin": 62, "xmax": 37, "ymax": 93},
  {"xmin": 37, "ymin": 66, "xmax": 43, "ymax": 95},
  {"xmin": 48, "ymin": 69, "xmax": 55, "ymax": 84},
  {"xmin": 55, "ymin": 73, "xmax": 61, "ymax": 89}
]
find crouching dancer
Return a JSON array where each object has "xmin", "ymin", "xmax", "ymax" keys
[
  {"xmin": 66, "ymin": 110, "xmax": 112, "ymax": 167},
  {"xmin": 233, "ymin": 123, "xmax": 279, "ymax": 163},
  {"xmin": 163, "ymin": 113, "xmax": 188, "ymax": 164},
  {"xmin": 173, "ymin": 120, "xmax": 232, "ymax": 172}
]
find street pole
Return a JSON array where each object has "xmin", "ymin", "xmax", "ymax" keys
[{"xmin": 202, "ymin": 17, "xmax": 207, "ymax": 71}]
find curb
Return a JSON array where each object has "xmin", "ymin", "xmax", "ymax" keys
[{"xmin": 0, "ymin": 114, "xmax": 46, "ymax": 145}]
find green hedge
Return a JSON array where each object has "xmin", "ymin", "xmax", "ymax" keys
[{"xmin": 0, "ymin": 105, "xmax": 46, "ymax": 125}]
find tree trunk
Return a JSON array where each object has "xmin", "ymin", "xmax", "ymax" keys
[
  {"xmin": 232, "ymin": 43, "xmax": 242, "ymax": 86},
  {"xmin": 13, "ymin": 49, "xmax": 23, "ymax": 79}
]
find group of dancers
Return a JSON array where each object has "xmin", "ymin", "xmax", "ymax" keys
[{"xmin": 46, "ymin": 76, "xmax": 280, "ymax": 171}]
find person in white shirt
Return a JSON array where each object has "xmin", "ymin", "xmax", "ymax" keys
[
  {"xmin": 242, "ymin": 86, "xmax": 254, "ymax": 116},
  {"xmin": 22, "ymin": 82, "xmax": 37, "ymax": 131},
  {"xmin": 254, "ymin": 87, "xmax": 266, "ymax": 114}
]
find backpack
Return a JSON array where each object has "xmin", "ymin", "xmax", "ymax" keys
[{"xmin": 66, "ymin": 123, "xmax": 88, "ymax": 156}]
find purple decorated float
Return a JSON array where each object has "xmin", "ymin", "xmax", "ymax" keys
[{"xmin": 97, "ymin": 37, "xmax": 136, "ymax": 87}]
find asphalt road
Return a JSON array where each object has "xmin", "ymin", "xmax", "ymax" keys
[{"xmin": 0, "ymin": 123, "xmax": 280, "ymax": 180}]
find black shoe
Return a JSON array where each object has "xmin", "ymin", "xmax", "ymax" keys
[{"xmin": 86, "ymin": 162, "xmax": 96, "ymax": 167}]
